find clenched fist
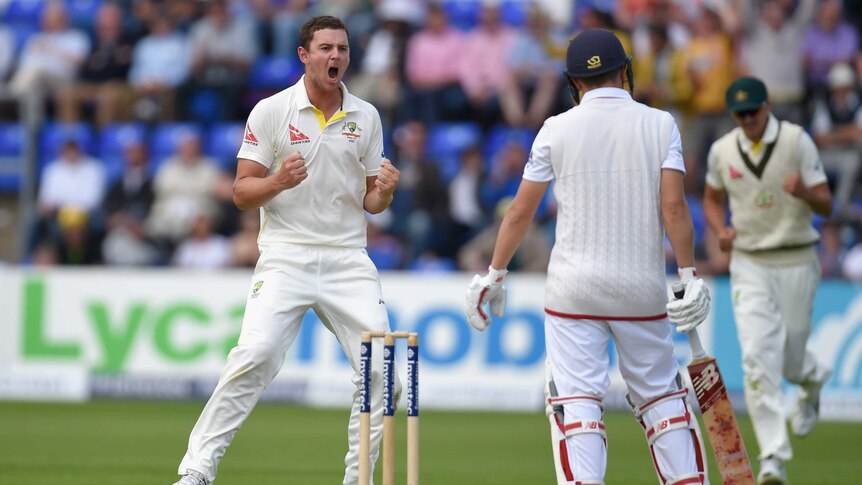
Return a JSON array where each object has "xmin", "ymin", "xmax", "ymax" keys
[
  {"xmin": 274, "ymin": 151, "xmax": 307, "ymax": 190},
  {"xmin": 375, "ymin": 159, "xmax": 400, "ymax": 196}
]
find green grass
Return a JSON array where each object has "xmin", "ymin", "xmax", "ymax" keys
[{"xmin": 0, "ymin": 400, "xmax": 859, "ymax": 484}]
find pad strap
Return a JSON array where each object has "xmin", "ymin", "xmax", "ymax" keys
[
  {"xmin": 666, "ymin": 473, "xmax": 704, "ymax": 485},
  {"xmin": 644, "ymin": 412, "xmax": 692, "ymax": 445},
  {"xmin": 633, "ymin": 389, "xmax": 688, "ymax": 419},
  {"xmin": 548, "ymin": 395, "xmax": 604, "ymax": 407},
  {"xmin": 564, "ymin": 419, "xmax": 607, "ymax": 438}
]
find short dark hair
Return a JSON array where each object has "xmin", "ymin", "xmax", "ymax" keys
[
  {"xmin": 299, "ymin": 16, "xmax": 349, "ymax": 50},
  {"xmin": 576, "ymin": 66, "xmax": 624, "ymax": 89}
]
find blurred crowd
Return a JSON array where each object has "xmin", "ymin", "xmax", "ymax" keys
[{"xmin": 3, "ymin": 0, "xmax": 862, "ymax": 280}]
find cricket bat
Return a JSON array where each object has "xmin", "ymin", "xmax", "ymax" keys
[{"xmin": 673, "ymin": 282, "xmax": 755, "ymax": 485}]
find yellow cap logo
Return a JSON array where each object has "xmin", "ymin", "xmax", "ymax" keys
[
  {"xmin": 587, "ymin": 56, "xmax": 602, "ymax": 69},
  {"xmin": 734, "ymin": 90, "xmax": 748, "ymax": 102}
]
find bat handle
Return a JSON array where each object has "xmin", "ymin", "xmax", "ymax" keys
[{"xmin": 672, "ymin": 281, "xmax": 708, "ymax": 360}]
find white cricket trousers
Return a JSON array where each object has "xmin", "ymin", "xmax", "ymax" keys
[
  {"xmin": 730, "ymin": 251, "xmax": 827, "ymax": 461},
  {"xmin": 178, "ymin": 243, "xmax": 398, "ymax": 484},
  {"xmin": 546, "ymin": 314, "xmax": 703, "ymax": 482}
]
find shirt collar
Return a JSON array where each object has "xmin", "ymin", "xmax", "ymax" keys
[
  {"xmin": 295, "ymin": 75, "xmax": 359, "ymax": 113},
  {"xmin": 580, "ymin": 87, "xmax": 632, "ymax": 104},
  {"xmin": 737, "ymin": 113, "xmax": 779, "ymax": 150}
]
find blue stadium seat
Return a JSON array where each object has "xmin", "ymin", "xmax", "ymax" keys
[
  {"xmin": 1, "ymin": 0, "xmax": 45, "ymax": 25},
  {"xmin": 0, "ymin": 123, "xmax": 24, "ymax": 192},
  {"xmin": 441, "ymin": 0, "xmax": 481, "ymax": 30},
  {"xmin": 38, "ymin": 122, "xmax": 96, "ymax": 176},
  {"xmin": 500, "ymin": 0, "xmax": 528, "ymax": 27},
  {"xmin": 206, "ymin": 122, "xmax": 244, "ymax": 169},
  {"xmin": 483, "ymin": 125, "xmax": 536, "ymax": 169},
  {"xmin": 149, "ymin": 123, "xmax": 203, "ymax": 174},
  {"xmin": 425, "ymin": 121, "xmax": 483, "ymax": 182},
  {"xmin": 98, "ymin": 123, "xmax": 147, "ymax": 183},
  {"xmin": 9, "ymin": 22, "xmax": 37, "ymax": 53},
  {"xmin": 248, "ymin": 56, "xmax": 303, "ymax": 90},
  {"xmin": 66, "ymin": 0, "xmax": 102, "ymax": 29}
]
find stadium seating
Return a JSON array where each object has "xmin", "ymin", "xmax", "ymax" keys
[
  {"xmin": 205, "ymin": 122, "xmax": 244, "ymax": 170},
  {"xmin": 248, "ymin": 55, "xmax": 303, "ymax": 90},
  {"xmin": 1, "ymin": 0, "xmax": 45, "ymax": 25},
  {"xmin": 0, "ymin": 123, "xmax": 24, "ymax": 192},
  {"xmin": 483, "ymin": 124, "xmax": 536, "ymax": 170},
  {"xmin": 66, "ymin": 0, "xmax": 102, "ymax": 29},
  {"xmin": 425, "ymin": 121, "xmax": 483, "ymax": 182},
  {"xmin": 149, "ymin": 123, "xmax": 204, "ymax": 174},
  {"xmin": 97, "ymin": 123, "xmax": 147, "ymax": 183},
  {"xmin": 441, "ymin": 0, "xmax": 481, "ymax": 30},
  {"xmin": 38, "ymin": 122, "xmax": 97, "ymax": 176}
]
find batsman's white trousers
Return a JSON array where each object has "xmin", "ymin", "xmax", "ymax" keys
[
  {"xmin": 729, "ymin": 250, "xmax": 827, "ymax": 461},
  {"xmin": 178, "ymin": 243, "xmax": 398, "ymax": 484},
  {"xmin": 545, "ymin": 314, "xmax": 701, "ymax": 481}
]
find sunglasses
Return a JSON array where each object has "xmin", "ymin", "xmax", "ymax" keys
[{"xmin": 733, "ymin": 107, "xmax": 762, "ymax": 119}]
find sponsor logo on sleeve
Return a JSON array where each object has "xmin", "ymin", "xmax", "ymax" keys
[{"xmin": 243, "ymin": 124, "xmax": 259, "ymax": 146}]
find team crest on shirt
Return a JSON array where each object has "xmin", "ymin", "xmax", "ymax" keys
[
  {"xmin": 251, "ymin": 280, "xmax": 264, "ymax": 299},
  {"xmin": 755, "ymin": 190, "xmax": 773, "ymax": 208},
  {"xmin": 341, "ymin": 121, "xmax": 362, "ymax": 142}
]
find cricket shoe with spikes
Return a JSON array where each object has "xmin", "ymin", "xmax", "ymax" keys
[
  {"xmin": 791, "ymin": 368, "xmax": 831, "ymax": 438},
  {"xmin": 757, "ymin": 456, "xmax": 786, "ymax": 485},
  {"xmin": 172, "ymin": 469, "xmax": 209, "ymax": 485}
]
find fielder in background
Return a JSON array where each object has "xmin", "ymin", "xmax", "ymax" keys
[
  {"xmin": 703, "ymin": 76, "xmax": 833, "ymax": 485},
  {"xmin": 171, "ymin": 16, "xmax": 401, "ymax": 485},
  {"xmin": 465, "ymin": 29, "xmax": 712, "ymax": 485}
]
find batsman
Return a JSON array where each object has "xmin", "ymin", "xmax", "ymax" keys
[{"xmin": 465, "ymin": 29, "xmax": 711, "ymax": 485}]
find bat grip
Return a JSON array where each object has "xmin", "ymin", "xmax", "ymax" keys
[{"xmin": 672, "ymin": 281, "xmax": 708, "ymax": 360}]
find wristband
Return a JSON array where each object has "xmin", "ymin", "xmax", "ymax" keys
[
  {"xmin": 678, "ymin": 267, "xmax": 697, "ymax": 284},
  {"xmin": 488, "ymin": 266, "xmax": 508, "ymax": 283}
]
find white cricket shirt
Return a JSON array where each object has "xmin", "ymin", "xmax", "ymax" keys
[
  {"xmin": 705, "ymin": 114, "xmax": 826, "ymax": 256},
  {"xmin": 525, "ymin": 88, "xmax": 684, "ymax": 320},
  {"xmin": 237, "ymin": 76, "xmax": 385, "ymax": 248}
]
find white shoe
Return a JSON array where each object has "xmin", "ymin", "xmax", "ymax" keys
[
  {"xmin": 757, "ymin": 456, "xmax": 786, "ymax": 485},
  {"xmin": 172, "ymin": 469, "xmax": 209, "ymax": 485},
  {"xmin": 790, "ymin": 368, "xmax": 831, "ymax": 437}
]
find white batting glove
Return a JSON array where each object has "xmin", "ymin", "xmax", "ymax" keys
[
  {"xmin": 464, "ymin": 267, "xmax": 508, "ymax": 331},
  {"xmin": 666, "ymin": 267, "xmax": 711, "ymax": 333}
]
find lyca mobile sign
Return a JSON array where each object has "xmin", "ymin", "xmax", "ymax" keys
[{"xmin": 0, "ymin": 270, "xmax": 549, "ymax": 375}]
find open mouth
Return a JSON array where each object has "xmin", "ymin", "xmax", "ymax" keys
[{"xmin": 328, "ymin": 67, "xmax": 338, "ymax": 81}]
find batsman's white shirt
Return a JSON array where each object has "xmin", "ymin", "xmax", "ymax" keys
[
  {"xmin": 237, "ymin": 75, "xmax": 384, "ymax": 248},
  {"xmin": 524, "ymin": 87, "xmax": 684, "ymax": 320}
]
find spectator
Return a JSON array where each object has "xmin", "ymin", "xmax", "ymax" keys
[
  {"xmin": 842, "ymin": 226, "xmax": 862, "ymax": 281},
  {"xmin": 366, "ymin": 217, "xmax": 405, "ymax": 270},
  {"xmin": 672, "ymin": 6, "xmax": 735, "ymax": 193},
  {"xmin": 632, "ymin": 22, "xmax": 686, "ymax": 113},
  {"xmin": 145, "ymin": 133, "xmax": 227, "ymax": 245},
  {"xmin": 448, "ymin": 145, "xmax": 487, "ymax": 244},
  {"xmin": 402, "ymin": 3, "xmax": 466, "ymax": 124},
  {"xmin": 347, "ymin": 1, "xmax": 420, "ymax": 124},
  {"xmin": 480, "ymin": 141, "xmax": 530, "ymax": 213},
  {"xmin": 54, "ymin": 206, "xmax": 102, "ymax": 265},
  {"xmin": 388, "ymin": 120, "xmax": 451, "ymax": 261},
  {"xmin": 811, "ymin": 63, "xmax": 862, "ymax": 217},
  {"xmin": 499, "ymin": 5, "xmax": 562, "ymax": 129},
  {"xmin": 173, "ymin": 212, "xmax": 232, "ymax": 269},
  {"xmin": 457, "ymin": 3, "xmax": 517, "ymax": 129},
  {"xmin": 101, "ymin": 141, "xmax": 161, "ymax": 266},
  {"xmin": 803, "ymin": 0, "xmax": 859, "ymax": 101},
  {"xmin": 36, "ymin": 139, "xmax": 107, "ymax": 235},
  {"xmin": 128, "ymin": 14, "xmax": 191, "ymax": 122},
  {"xmin": 458, "ymin": 196, "xmax": 550, "ymax": 273},
  {"xmin": 56, "ymin": 2, "xmax": 136, "ymax": 127},
  {"xmin": 180, "ymin": 0, "xmax": 258, "ymax": 121},
  {"xmin": 8, "ymin": 1, "xmax": 90, "ymax": 112},
  {"xmin": 736, "ymin": 0, "xmax": 814, "ymax": 124},
  {"xmin": 271, "ymin": 0, "xmax": 318, "ymax": 56}
]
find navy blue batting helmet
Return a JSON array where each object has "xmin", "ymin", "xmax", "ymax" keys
[{"xmin": 565, "ymin": 29, "xmax": 628, "ymax": 78}]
